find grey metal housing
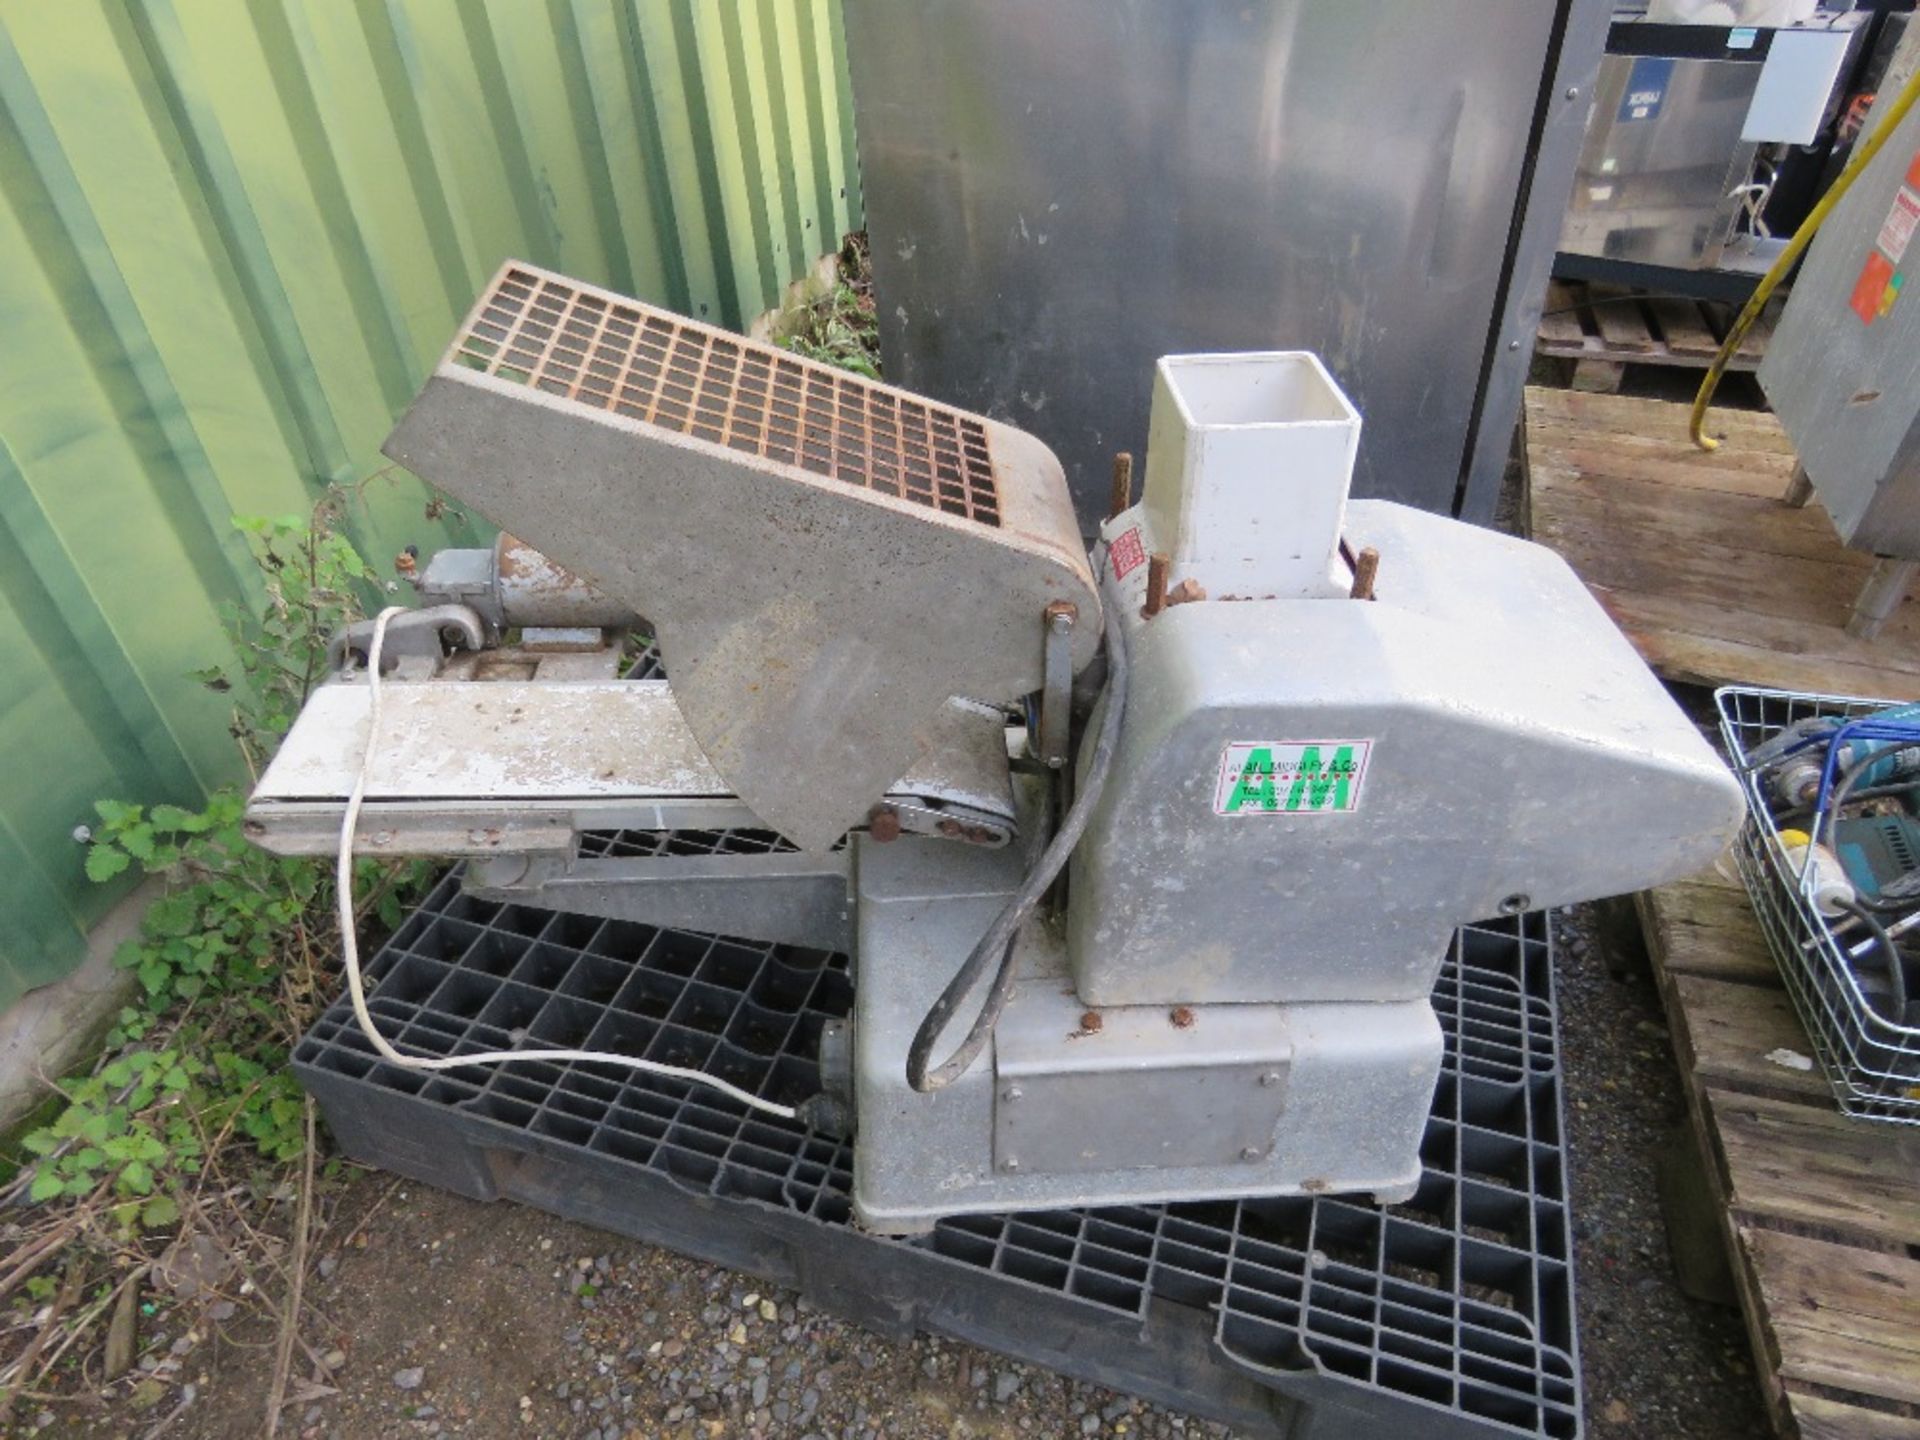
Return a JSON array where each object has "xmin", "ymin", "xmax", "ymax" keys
[
  {"xmin": 1760, "ymin": 81, "xmax": 1920, "ymax": 557},
  {"xmin": 1069, "ymin": 499, "xmax": 1746, "ymax": 1009}
]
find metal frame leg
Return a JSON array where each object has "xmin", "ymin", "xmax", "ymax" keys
[
  {"xmin": 1782, "ymin": 463, "xmax": 1815, "ymax": 509},
  {"xmin": 1846, "ymin": 556, "xmax": 1919, "ymax": 641}
]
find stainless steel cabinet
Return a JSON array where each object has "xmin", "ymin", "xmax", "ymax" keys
[
  {"xmin": 845, "ymin": 0, "xmax": 1609, "ymax": 526},
  {"xmin": 1562, "ymin": 52, "xmax": 1765, "ymax": 270}
]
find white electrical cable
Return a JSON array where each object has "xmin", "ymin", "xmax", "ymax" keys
[{"xmin": 335, "ymin": 605, "xmax": 799, "ymax": 1121}]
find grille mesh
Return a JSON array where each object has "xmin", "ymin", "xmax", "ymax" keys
[{"xmin": 453, "ymin": 267, "xmax": 1001, "ymax": 527}]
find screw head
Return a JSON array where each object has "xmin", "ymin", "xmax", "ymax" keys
[
  {"xmin": 1258, "ymin": 1071, "xmax": 1282, "ymax": 1088},
  {"xmin": 1498, "ymin": 892, "xmax": 1532, "ymax": 916},
  {"xmin": 1564, "ymin": 85, "xmax": 1580, "ymax": 100},
  {"xmin": 1169, "ymin": 1006, "xmax": 1197, "ymax": 1029},
  {"xmin": 1002, "ymin": 1086, "xmax": 1022, "ymax": 1102},
  {"xmin": 1003, "ymin": 1156, "xmax": 1020, "ymax": 1171},
  {"xmin": 1239, "ymin": 1146, "xmax": 1263, "ymax": 1162}
]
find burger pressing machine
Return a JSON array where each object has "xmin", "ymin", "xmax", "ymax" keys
[{"xmin": 248, "ymin": 262, "xmax": 1742, "ymax": 1235}]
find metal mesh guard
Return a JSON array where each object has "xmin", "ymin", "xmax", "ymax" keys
[
  {"xmin": 452, "ymin": 266, "xmax": 1002, "ymax": 527},
  {"xmin": 1717, "ymin": 685, "xmax": 1920, "ymax": 1120}
]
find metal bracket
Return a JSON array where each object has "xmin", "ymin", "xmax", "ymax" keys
[
  {"xmin": 1037, "ymin": 601, "xmax": 1078, "ymax": 769},
  {"xmin": 327, "ymin": 604, "xmax": 486, "ymax": 671},
  {"xmin": 469, "ymin": 847, "xmax": 856, "ymax": 952},
  {"xmin": 867, "ymin": 798, "xmax": 1012, "ymax": 848}
]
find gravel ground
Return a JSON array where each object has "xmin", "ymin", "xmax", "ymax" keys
[
  {"xmin": 28, "ymin": 1174, "xmax": 1231, "ymax": 1440},
  {"xmin": 1554, "ymin": 901, "xmax": 1767, "ymax": 1439},
  {"xmin": 20, "ymin": 899, "xmax": 1774, "ymax": 1440}
]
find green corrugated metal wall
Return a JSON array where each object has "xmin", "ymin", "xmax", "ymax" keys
[{"xmin": 0, "ymin": 0, "xmax": 861, "ymax": 1010}]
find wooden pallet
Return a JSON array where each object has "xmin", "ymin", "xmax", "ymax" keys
[
  {"xmin": 1524, "ymin": 386, "xmax": 1920, "ymax": 699},
  {"xmin": 1638, "ymin": 873, "xmax": 1920, "ymax": 1439},
  {"xmin": 1536, "ymin": 281, "xmax": 1784, "ymax": 393}
]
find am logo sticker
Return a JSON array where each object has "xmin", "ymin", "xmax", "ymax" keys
[{"xmin": 1214, "ymin": 740, "xmax": 1372, "ymax": 816}]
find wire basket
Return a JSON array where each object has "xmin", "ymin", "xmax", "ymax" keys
[{"xmin": 1716, "ymin": 685, "xmax": 1920, "ymax": 1122}]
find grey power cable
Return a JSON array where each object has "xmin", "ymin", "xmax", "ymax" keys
[
  {"xmin": 906, "ymin": 589, "xmax": 1129, "ymax": 1093},
  {"xmin": 335, "ymin": 605, "xmax": 798, "ymax": 1121}
]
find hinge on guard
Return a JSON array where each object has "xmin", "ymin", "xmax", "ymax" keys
[{"xmin": 1038, "ymin": 601, "xmax": 1078, "ymax": 769}]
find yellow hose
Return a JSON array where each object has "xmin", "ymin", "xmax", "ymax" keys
[{"xmin": 1691, "ymin": 64, "xmax": 1920, "ymax": 451}]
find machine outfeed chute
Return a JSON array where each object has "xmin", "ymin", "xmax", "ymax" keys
[{"xmin": 249, "ymin": 262, "xmax": 1743, "ymax": 1234}]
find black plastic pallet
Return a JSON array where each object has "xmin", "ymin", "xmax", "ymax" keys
[{"xmin": 294, "ymin": 869, "xmax": 1579, "ymax": 1440}]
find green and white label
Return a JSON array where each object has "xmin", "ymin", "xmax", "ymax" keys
[{"xmin": 1214, "ymin": 740, "xmax": 1372, "ymax": 816}]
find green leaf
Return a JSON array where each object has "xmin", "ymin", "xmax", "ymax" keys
[
  {"xmin": 137, "ymin": 961, "xmax": 170, "ymax": 995},
  {"xmin": 21, "ymin": 1129, "xmax": 58, "ymax": 1156},
  {"xmin": 118, "ymin": 1160, "xmax": 154, "ymax": 1196},
  {"xmin": 94, "ymin": 799, "xmax": 141, "ymax": 829},
  {"xmin": 85, "ymin": 845, "xmax": 132, "ymax": 883},
  {"xmin": 140, "ymin": 1194, "xmax": 180, "ymax": 1229},
  {"xmin": 149, "ymin": 804, "xmax": 211, "ymax": 833},
  {"xmin": 28, "ymin": 1169, "xmax": 64, "ymax": 1203},
  {"xmin": 118, "ymin": 824, "xmax": 156, "ymax": 861}
]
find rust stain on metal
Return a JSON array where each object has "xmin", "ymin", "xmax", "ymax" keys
[
  {"xmin": 1142, "ymin": 552, "xmax": 1170, "ymax": 618},
  {"xmin": 1169, "ymin": 1005, "xmax": 1196, "ymax": 1029},
  {"xmin": 1079, "ymin": 1009, "xmax": 1103, "ymax": 1033},
  {"xmin": 454, "ymin": 268, "xmax": 1003, "ymax": 526},
  {"xmin": 1349, "ymin": 546, "xmax": 1380, "ymax": 601},
  {"xmin": 868, "ymin": 805, "xmax": 902, "ymax": 843},
  {"xmin": 498, "ymin": 534, "xmax": 592, "ymax": 595},
  {"xmin": 1108, "ymin": 451, "xmax": 1134, "ymax": 520},
  {"xmin": 495, "ymin": 533, "xmax": 546, "ymax": 582},
  {"xmin": 1165, "ymin": 577, "xmax": 1206, "ymax": 606}
]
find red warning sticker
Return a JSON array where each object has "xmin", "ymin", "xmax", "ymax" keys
[
  {"xmin": 1852, "ymin": 250, "xmax": 1896, "ymax": 326},
  {"xmin": 1110, "ymin": 526, "xmax": 1146, "ymax": 580}
]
